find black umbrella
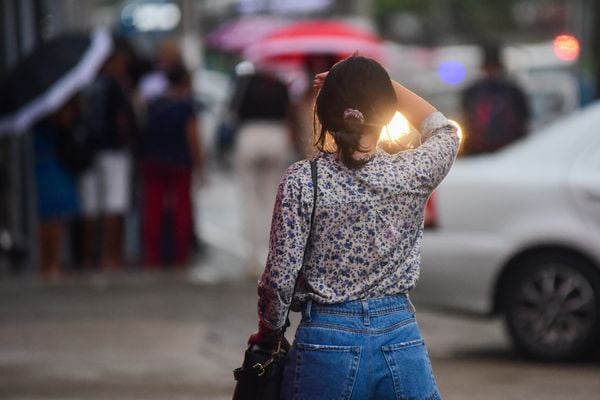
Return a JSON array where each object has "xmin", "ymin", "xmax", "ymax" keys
[{"xmin": 0, "ymin": 28, "xmax": 112, "ymax": 135}]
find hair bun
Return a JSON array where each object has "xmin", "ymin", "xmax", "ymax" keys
[{"xmin": 343, "ymin": 108, "xmax": 365, "ymax": 125}]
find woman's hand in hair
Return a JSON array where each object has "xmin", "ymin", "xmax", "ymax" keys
[
  {"xmin": 391, "ymin": 80, "xmax": 437, "ymax": 130},
  {"xmin": 313, "ymin": 72, "xmax": 329, "ymax": 90}
]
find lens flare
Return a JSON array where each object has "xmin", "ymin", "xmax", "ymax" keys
[
  {"xmin": 437, "ymin": 60, "xmax": 467, "ymax": 85},
  {"xmin": 379, "ymin": 112, "xmax": 410, "ymax": 142}
]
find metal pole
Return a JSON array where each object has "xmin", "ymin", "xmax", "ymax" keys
[
  {"xmin": 18, "ymin": 0, "xmax": 36, "ymax": 54},
  {"xmin": 11, "ymin": 0, "xmax": 42, "ymax": 275},
  {"xmin": 1, "ymin": 0, "xmax": 19, "ymax": 69},
  {"xmin": 180, "ymin": 0, "xmax": 202, "ymax": 71}
]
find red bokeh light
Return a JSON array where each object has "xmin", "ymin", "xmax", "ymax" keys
[{"xmin": 553, "ymin": 34, "xmax": 580, "ymax": 61}]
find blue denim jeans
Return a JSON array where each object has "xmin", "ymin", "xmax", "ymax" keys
[{"xmin": 281, "ymin": 294, "xmax": 441, "ymax": 400}]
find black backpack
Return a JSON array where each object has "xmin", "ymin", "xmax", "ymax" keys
[{"xmin": 463, "ymin": 78, "xmax": 529, "ymax": 154}]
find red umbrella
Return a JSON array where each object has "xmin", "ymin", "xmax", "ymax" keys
[
  {"xmin": 243, "ymin": 19, "xmax": 386, "ymax": 64},
  {"xmin": 204, "ymin": 16, "xmax": 290, "ymax": 54}
]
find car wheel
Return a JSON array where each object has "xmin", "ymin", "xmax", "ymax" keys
[{"xmin": 504, "ymin": 252, "xmax": 600, "ymax": 361}]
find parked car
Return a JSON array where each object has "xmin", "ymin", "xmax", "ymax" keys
[{"xmin": 412, "ymin": 102, "xmax": 600, "ymax": 361}]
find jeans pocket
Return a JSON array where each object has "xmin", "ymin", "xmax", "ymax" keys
[
  {"xmin": 289, "ymin": 343, "xmax": 361, "ymax": 400},
  {"xmin": 381, "ymin": 339, "xmax": 440, "ymax": 400}
]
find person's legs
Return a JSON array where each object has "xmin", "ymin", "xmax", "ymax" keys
[
  {"xmin": 78, "ymin": 167, "xmax": 100, "ymax": 268},
  {"xmin": 97, "ymin": 151, "xmax": 132, "ymax": 269},
  {"xmin": 142, "ymin": 163, "xmax": 165, "ymax": 268},
  {"xmin": 39, "ymin": 220, "xmax": 62, "ymax": 280},
  {"xmin": 101, "ymin": 215, "xmax": 123, "ymax": 270},
  {"xmin": 235, "ymin": 122, "xmax": 292, "ymax": 276},
  {"xmin": 80, "ymin": 217, "xmax": 98, "ymax": 269},
  {"xmin": 170, "ymin": 167, "xmax": 192, "ymax": 266}
]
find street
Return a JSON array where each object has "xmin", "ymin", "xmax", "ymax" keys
[
  {"xmin": 1, "ymin": 170, "xmax": 599, "ymax": 399},
  {"xmin": 2, "ymin": 0, "xmax": 600, "ymax": 398}
]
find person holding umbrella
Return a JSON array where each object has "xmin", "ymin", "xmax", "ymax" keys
[
  {"xmin": 247, "ymin": 56, "xmax": 459, "ymax": 399},
  {"xmin": 0, "ymin": 29, "xmax": 113, "ymax": 278},
  {"xmin": 33, "ymin": 98, "xmax": 82, "ymax": 280},
  {"xmin": 78, "ymin": 38, "xmax": 139, "ymax": 270}
]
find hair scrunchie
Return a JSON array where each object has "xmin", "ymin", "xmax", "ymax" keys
[{"xmin": 343, "ymin": 108, "xmax": 365, "ymax": 125}]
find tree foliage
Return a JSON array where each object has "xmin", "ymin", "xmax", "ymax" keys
[{"xmin": 374, "ymin": 0, "xmax": 530, "ymax": 44}]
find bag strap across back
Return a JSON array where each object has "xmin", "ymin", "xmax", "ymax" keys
[{"xmin": 280, "ymin": 159, "xmax": 318, "ymax": 337}]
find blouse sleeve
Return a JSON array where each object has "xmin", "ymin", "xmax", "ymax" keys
[
  {"xmin": 257, "ymin": 161, "xmax": 313, "ymax": 330},
  {"xmin": 405, "ymin": 111, "xmax": 460, "ymax": 194}
]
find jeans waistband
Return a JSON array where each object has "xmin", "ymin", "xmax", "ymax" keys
[{"xmin": 302, "ymin": 294, "xmax": 414, "ymax": 321}]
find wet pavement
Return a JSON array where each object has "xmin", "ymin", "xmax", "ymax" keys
[{"xmin": 1, "ymin": 169, "xmax": 599, "ymax": 399}]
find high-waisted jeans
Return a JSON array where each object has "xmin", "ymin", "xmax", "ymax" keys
[{"xmin": 281, "ymin": 294, "xmax": 441, "ymax": 400}]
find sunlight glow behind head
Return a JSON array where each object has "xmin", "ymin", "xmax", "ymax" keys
[
  {"xmin": 448, "ymin": 119, "xmax": 463, "ymax": 141},
  {"xmin": 379, "ymin": 112, "xmax": 410, "ymax": 142}
]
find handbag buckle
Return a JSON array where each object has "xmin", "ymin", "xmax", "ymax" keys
[
  {"xmin": 252, "ymin": 362, "xmax": 266, "ymax": 377},
  {"xmin": 252, "ymin": 342, "xmax": 281, "ymax": 377}
]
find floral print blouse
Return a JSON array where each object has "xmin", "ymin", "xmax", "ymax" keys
[{"xmin": 258, "ymin": 111, "xmax": 460, "ymax": 330}]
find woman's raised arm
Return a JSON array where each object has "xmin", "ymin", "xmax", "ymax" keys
[{"xmin": 390, "ymin": 80, "xmax": 437, "ymax": 130}]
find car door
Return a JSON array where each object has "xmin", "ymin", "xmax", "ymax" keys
[{"xmin": 569, "ymin": 131, "xmax": 600, "ymax": 238}]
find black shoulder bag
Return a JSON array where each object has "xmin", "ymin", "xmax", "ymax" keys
[{"xmin": 232, "ymin": 159, "xmax": 318, "ymax": 400}]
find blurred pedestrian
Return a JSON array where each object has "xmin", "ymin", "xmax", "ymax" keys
[
  {"xmin": 138, "ymin": 39, "xmax": 208, "ymax": 260},
  {"xmin": 231, "ymin": 69, "xmax": 295, "ymax": 276},
  {"xmin": 141, "ymin": 65, "xmax": 203, "ymax": 268},
  {"xmin": 78, "ymin": 39, "xmax": 139, "ymax": 270},
  {"xmin": 33, "ymin": 98, "xmax": 81, "ymax": 280},
  {"xmin": 461, "ymin": 42, "xmax": 530, "ymax": 155},
  {"xmin": 138, "ymin": 39, "xmax": 183, "ymax": 103},
  {"xmin": 247, "ymin": 56, "xmax": 459, "ymax": 399}
]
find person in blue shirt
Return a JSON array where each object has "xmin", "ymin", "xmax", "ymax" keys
[
  {"xmin": 33, "ymin": 99, "xmax": 80, "ymax": 280},
  {"xmin": 141, "ymin": 65, "xmax": 203, "ymax": 267}
]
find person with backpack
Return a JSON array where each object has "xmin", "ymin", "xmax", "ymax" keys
[{"xmin": 461, "ymin": 42, "xmax": 530, "ymax": 155}]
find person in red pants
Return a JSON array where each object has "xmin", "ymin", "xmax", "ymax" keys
[{"xmin": 141, "ymin": 65, "xmax": 203, "ymax": 267}]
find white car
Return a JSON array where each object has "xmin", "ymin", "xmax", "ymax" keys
[{"xmin": 413, "ymin": 102, "xmax": 600, "ymax": 361}]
